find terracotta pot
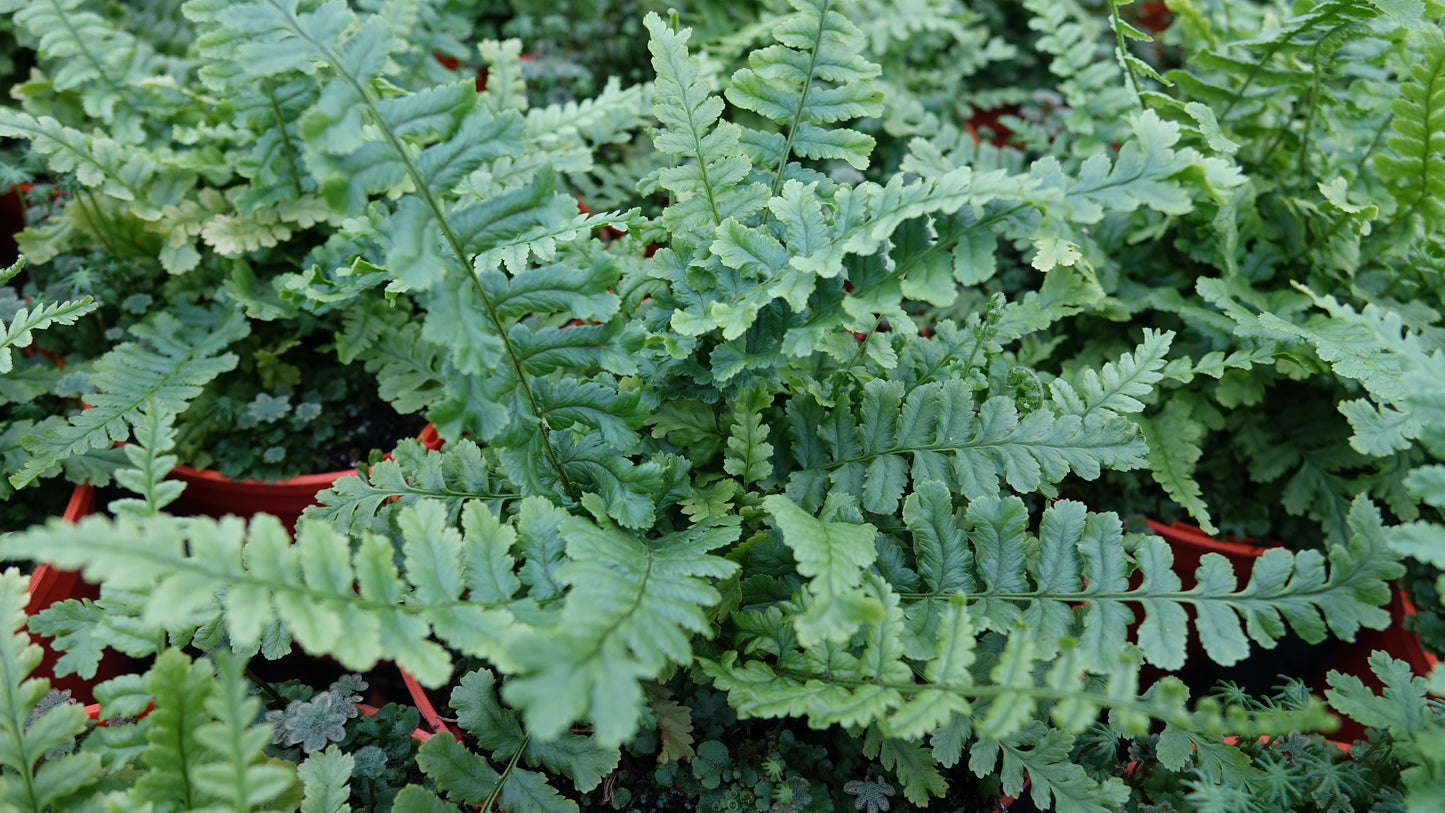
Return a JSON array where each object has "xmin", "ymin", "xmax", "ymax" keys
[
  {"xmin": 965, "ymin": 104, "xmax": 1022, "ymax": 148},
  {"xmin": 25, "ymin": 484, "xmax": 139, "ymax": 704},
  {"xmin": 1141, "ymin": 520, "xmax": 1345, "ymax": 699},
  {"xmin": 167, "ymin": 423, "xmax": 443, "ymax": 530},
  {"xmin": 1143, "ymin": 519, "xmax": 1269, "ymax": 587},
  {"xmin": 1, "ymin": 184, "xmax": 25, "ymax": 266},
  {"xmin": 1146, "ymin": 521, "xmax": 1442, "ymax": 739},
  {"xmin": 1134, "ymin": 1, "xmax": 1174, "ymax": 35},
  {"xmin": 1388, "ymin": 588, "xmax": 1441, "ymax": 677}
]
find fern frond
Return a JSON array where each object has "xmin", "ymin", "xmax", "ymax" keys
[
  {"xmin": 644, "ymin": 12, "xmax": 769, "ymax": 241},
  {"xmin": 107, "ymin": 401, "xmax": 184, "ymax": 519},
  {"xmin": 11, "ymin": 307, "xmax": 248, "ymax": 489},
  {"xmin": 762, "ymin": 493, "xmax": 882, "ymax": 646},
  {"xmin": 724, "ymin": 386, "xmax": 776, "ymax": 487},
  {"xmin": 525, "ymin": 76, "xmax": 652, "ymax": 149},
  {"xmin": 0, "ymin": 502, "xmax": 739, "ymax": 749},
  {"xmin": 971, "ymin": 723, "xmax": 1131, "ymax": 813},
  {"xmin": 1376, "ymin": 26, "xmax": 1445, "ymax": 229},
  {"xmin": 725, "ymin": 0, "xmax": 884, "ymax": 175},
  {"xmin": 2, "ymin": 0, "xmax": 171, "ymax": 144},
  {"xmin": 785, "ymin": 378, "xmax": 1149, "ymax": 514},
  {"xmin": 360, "ymin": 321, "xmax": 447, "ymax": 415},
  {"xmin": 1051, "ymin": 328, "xmax": 1174, "ymax": 417},
  {"xmin": 129, "ymin": 648, "xmax": 298, "ymax": 809},
  {"xmin": 0, "ymin": 569, "xmax": 101, "ymax": 812},
  {"xmin": 0, "ymin": 262, "xmax": 97, "ymax": 374},
  {"xmin": 189, "ymin": 650, "xmax": 299, "ymax": 810},
  {"xmin": 425, "ymin": 667, "xmax": 618, "ymax": 811},
  {"xmin": 306, "ymin": 437, "xmax": 518, "ymax": 535},
  {"xmin": 298, "ymin": 746, "xmax": 353, "ymax": 813},
  {"xmin": 706, "ymin": 493, "xmax": 1398, "ymax": 758},
  {"xmin": 501, "ymin": 515, "xmax": 740, "ymax": 746},
  {"xmin": 1023, "ymin": 0, "xmax": 1134, "ymax": 148},
  {"xmin": 1138, "ymin": 397, "xmax": 1213, "ymax": 533},
  {"xmin": 0, "ymin": 111, "xmax": 195, "ymax": 221}
]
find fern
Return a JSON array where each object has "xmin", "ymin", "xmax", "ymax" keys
[
  {"xmin": 405, "ymin": 668, "xmax": 617, "ymax": 813},
  {"xmin": 0, "ymin": 0, "xmax": 176, "ymax": 145},
  {"xmin": 783, "ymin": 376, "xmax": 1149, "ymax": 514},
  {"xmin": 297, "ymin": 746, "xmax": 353, "ymax": 813},
  {"xmin": 0, "ymin": 569, "xmax": 101, "ymax": 812},
  {"xmin": 724, "ymin": 0, "xmax": 884, "ymax": 177},
  {"xmin": 193, "ymin": 0, "xmax": 654, "ymax": 524},
  {"xmin": 643, "ymin": 11, "xmax": 769, "ymax": 241},
  {"xmin": 10, "ymin": 305, "xmax": 248, "ymax": 489},
  {"xmin": 0, "ymin": 498, "xmax": 739, "ymax": 747},
  {"xmin": 702, "ymin": 493, "xmax": 1394, "ymax": 801},
  {"xmin": 0, "ymin": 112, "xmax": 195, "ymax": 224},
  {"xmin": 0, "ymin": 258, "xmax": 97, "ymax": 375},
  {"xmin": 107, "ymin": 401, "xmax": 185, "ymax": 519},
  {"xmin": 305, "ymin": 437, "xmax": 519, "ymax": 535},
  {"xmin": 971, "ymin": 723, "xmax": 1131, "ymax": 813},
  {"xmin": 1376, "ymin": 26, "xmax": 1445, "ymax": 230}
]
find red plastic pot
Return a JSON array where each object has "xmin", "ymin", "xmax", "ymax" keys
[
  {"xmin": 25, "ymin": 484, "xmax": 138, "ymax": 704},
  {"xmin": 167, "ymin": 423, "xmax": 443, "ymax": 530},
  {"xmin": 1389, "ymin": 589, "xmax": 1441, "ymax": 677},
  {"xmin": 965, "ymin": 105, "xmax": 1022, "ymax": 149},
  {"xmin": 1143, "ymin": 519, "xmax": 1269, "ymax": 589},
  {"xmin": 1146, "ymin": 521, "xmax": 1440, "ymax": 740},
  {"xmin": 1133, "ymin": 1, "xmax": 1174, "ymax": 35},
  {"xmin": 1, "ymin": 184, "xmax": 25, "ymax": 265}
]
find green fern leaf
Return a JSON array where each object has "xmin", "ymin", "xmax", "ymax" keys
[
  {"xmin": 108, "ymin": 401, "xmax": 185, "ymax": 519},
  {"xmin": 788, "ymin": 379, "xmax": 1149, "ymax": 512},
  {"xmin": 1377, "ymin": 27, "xmax": 1445, "ymax": 228},
  {"xmin": 726, "ymin": 0, "xmax": 883, "ymax": 172},
  {"xmin": 762, "ymin": 493, "xmax": 883, "ymax": 645},
  {"xmin": 1050, "ymin": 329, "xmax": 1173, "ymax": 417},
  {"xmin": 864, "ymin": 728, "xmax": 946, "ymax": 805},
  {"xmin": 0, "ymin": 111, "xmax": 195, "ymax": 220},
  {"xmin": 644, "ymin": 12, "xmax": 769, "ymax": 240},
  {"xmin": 724, "ymin": 386, "xmax": 776, "ymax": 487},
  {"xmin": 412, "ymin": 734, "xmax": 506, "ymax": 808},
  {"xmin": 191, "ymin": 650, "xmax": 299, "ymax": 809},
  {"xmin": 0, "ymin": 259, "xmax": 96, "ymax": 374},
  {"xmin": 11, "ymin": 307, "xmax": 248, "ymax": 489},
  {"xmin": 883, "ymin": 595, "xmax": 975, "ymax": 740},
  {"xmin": 1138, "ymin": 398, "xmax": 1214, "ymax": 534},
  {"xmin": 451, "ymin": 669, "xmax": 618, "ymax": 792},
  {"xmin": 306, "ymin": 438, "xmax": 516, "ymax": 536},
  {"xmin": 0, "ymin": 569, "xmax": 101, "ymax": 812},
  {"xmin": 502, "ymin": 516, "xmax": 740, "ymax": 746},
  {"xmin": 903, "ymin": 481, "xmax": 975, "ymax": 595},
  {"xmin": 972, "ymin": 724, "xmax": 1131, "ymax": 813},
  {"xmin": 298, "ymin": 746, "xmax": 353, "ymax": 813},
  {"xmin": 362, "ymin": 321, "xmax": 447, "ymax": 415},
  {"xmin": 132, "ymin": 649, "xmax": 216, "ymax": 807}
]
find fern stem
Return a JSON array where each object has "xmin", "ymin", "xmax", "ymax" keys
[
  {"xmin": 263, "ymin": 0, "xmax": 578, "ymax": 502},
  {"xmin": 768, "ymin": 0, "xmax": 832, "ymax": 197},
  {"xmin": 481, "ymin": 733, "xmax": 530, "ymax": 813},
  {"xmin": 1107, "ymin": 0, "xmax": 1145, "ymax": 102},
  {"xmin": 260, "ymin": 81, "xmax": 307, "ymax": 199}
]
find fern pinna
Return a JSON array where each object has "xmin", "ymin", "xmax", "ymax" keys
[{"xmin": 0, "ymin": 0, "xmax": 1419, "ymax": 810}]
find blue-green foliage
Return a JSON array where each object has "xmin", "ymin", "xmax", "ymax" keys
[
  {"xmin": 0, "ymin": 567, "xmax": 297, "ymax": 811},
  {"xmin": 1, "ymin": 1, "xmax": 1428, "ymax": 809}
]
